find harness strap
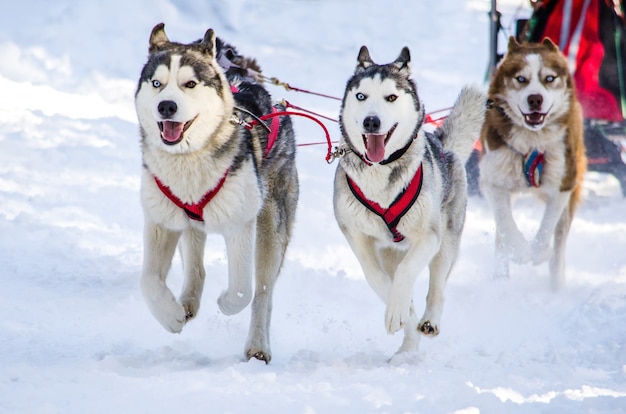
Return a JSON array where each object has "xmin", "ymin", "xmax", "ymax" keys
[
  {"xmin": 347, "ymin": 164, "xmax": 423, "ymax": 242},
  {"xmin": 524, "ymin": 150, "xmax": 545, "ymax": 187},
  {"xmin": 265, "ymin": 107, "xmax": 280, "ymax": 158},
  {"xmin": 154, "ymin": 171, "xmax": 229, "ymax": 222}
]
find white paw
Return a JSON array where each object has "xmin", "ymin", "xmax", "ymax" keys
[
  {"xmin": 385, "ymin": 301, "xmax": 411, "ymax": 334},
  {"xmin": 530, "ymin": 240, "xmax": 552, "ymax": 265},
  {"xmin": 141, "ymin": 280, "xmax": 186, "ymax": 333},
  {"xmin": 388, "ymin": 349, "xmax": 420, "ymax": 366},
  {"xmin": 217, "ymin": 290, "xmax": 252, "ymax": 316},
  {"xmin": 508, "ymin": 235, "xmax": 531, "ymax": 263},
  {"xmin": 151, "ymin": 300, "xmax": 187, "ymax": 333}
]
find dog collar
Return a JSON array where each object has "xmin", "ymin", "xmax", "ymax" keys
[
  {"xmin": 354, "ymin": 134, "xmax": 417, "ymax": 166},
  {"xmin": 346, "ymin": 163, "xmax": 423, "ymax": 242},
  {"xmin": 524, "ymin": 150, "xmax": 544, "ymax": 187}
]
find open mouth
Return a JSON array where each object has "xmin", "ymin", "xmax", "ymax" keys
[
  {"xmin": 523, "ymin": 112, "xmax": 547, "ymax": 128},
  {"xmin": 157, "ymin": 116, "xmax": 197, "ymax": 145},
  {"xmin": 362, "ymin": 123, "xmax": 398, "ymax": 163}
]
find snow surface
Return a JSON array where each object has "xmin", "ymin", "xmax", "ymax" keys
[{"xmin": 1, "ymin": 0, "xmax": 626, "ymax": 413}]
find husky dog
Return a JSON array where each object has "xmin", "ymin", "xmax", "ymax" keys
[
  {"xmin": 135, "ymin": 23, "xmax": 298, "ymax": 363},
  {"xmin": 479, "ymin": 37, "xmax": 586, "ymax": 290},
  {"xmin": 333, "ymin": 46, "xmax": 485, "ymax": 360}
]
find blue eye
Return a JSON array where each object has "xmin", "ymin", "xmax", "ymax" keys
[
  {"xmin": 356, "ymin": 92, "xmax": 366, "ymax": 101},
  {"xmin": 152, "ymin": 80, "xmax": 161, "ymax": 88},
  {"xmin": 515, "ymin": 76, "xmax": 527, "ymax": 83},
  {"xmin": 545, "ymin": 75, "xmax": 556, "ymax": 83}
]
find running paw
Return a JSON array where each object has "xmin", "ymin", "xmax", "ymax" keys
[
  {"xmin": 385, "ymin": 301, "xmax": 411, "ymax": 334},
  {"xmin": 245, "ymin": 336, "xmax": 271, "ymax": 364},
  {"xmin": 217, "ymin": 289, "xmax": 252, "ymax": 315},
  {"xmin": 530, "ymin": 240, "xmax": 552, "ymax": 265},
  {"xmin": 152, "ymin": 301, "xmax": 187, "ymax": 333},
  {"xmin": 418, "ymin": 320, "xmax": 440, "ymax": 336}
]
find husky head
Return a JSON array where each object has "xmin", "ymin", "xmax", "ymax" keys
[
  {"xmin": 135, "ymin": 23, "xmax": 233, "ymax": 154},
  {"xmin": 340, "ymin": 46, "xmax": 423, "ymax": 164},
  {"xmin": 490, "ymin": 37, "xmax": 572, "ymax": 131}
]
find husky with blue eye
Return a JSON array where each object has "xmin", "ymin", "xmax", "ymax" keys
[
  {"xmin": 479, "ymin": 37, "xmax": 586, "ymax": 290},
  {"xmin": 135, "ymin": 23, "xmax": 299, "ymax": 363},
  {"xmin": 333, "ymin": 45, "xmax": 485, "ymax": 361}
]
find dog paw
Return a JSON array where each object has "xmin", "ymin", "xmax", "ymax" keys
[
  {"xmin": 388, "ymin": 349, "xmax": 420, "ymax": 366},
  {"xmin": 153, "ymin": 302, "xmax": 187, "ymax": 333},
  {"xmin": 245, "ymin": 348, "xmax": 271, "ymax": 364},
  {"xmin": 180, "ymin": 295, "xmax": 200, "ymax": 322},
  {"xmin": 385, "ymin": 303, "xmax": 410, "ymax": 334},
  {"xmin": 418, "ymin": 320, "xmax": 439, "ymax": 336},
  {"xmin": 217, "ymin": 290, "xmax": 252, "ymax": 316},
  {"xmin": 245, "ymin": 337, "xmax": 271, "ymax": 364},
  {"xmin": 182, "ymin": 303, "xmax": 196, "ymax": 322},
  {"xmin": 530, "ymin": 241, "xmax": 552, "ymax": 265}
]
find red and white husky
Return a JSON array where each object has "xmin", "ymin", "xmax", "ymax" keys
[{"xmin": 479, "ymin": 37, "xmax": 586, "ymax": 290}]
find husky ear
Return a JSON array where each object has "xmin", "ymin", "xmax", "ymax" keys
[
  {"xmin": 507, "ymin": 36, "xmax": 522, "ymax": 53},
  {"xmin": 356, "ymin": 46, "xmax": 374, "ymax": 71},
  {"xmin": 393, "ymin": 47, "xmax": 411, "ymax": 73},
  {"xmin": 149, "ymin": 23, "xmax": 169, "ymax": 52},
  {"xmin": 542, "ymin": 37, "xmax": 558, "ymax": 51},
  {"xmin": 200, "ymin": 28, "xmax": 216, "ymax": 58}
]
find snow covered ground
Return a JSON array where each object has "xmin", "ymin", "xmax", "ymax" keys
[{"xmin": 1, "ymin": 0, "xmax": 625, "ymax": 413}]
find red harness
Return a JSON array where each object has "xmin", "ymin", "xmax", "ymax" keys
[
  {"xmin": 154, "ymin": 171, "xmax": 228, "ymax": 222},
  {"xmin": 346, "ymin": 164, "xmax": 423, "ymax": 242},
  {"xmin": 153, "ymin": 86, "xmax": 280, "ymax": 222}
]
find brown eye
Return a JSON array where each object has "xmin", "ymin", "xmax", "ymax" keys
[
  {"xmin": 185, "ymin": 80, "xmax": 197, "ymax": 89},
  {"xmin": 386, "ymin": 94, "xmax": 398, "ymax": 102}
]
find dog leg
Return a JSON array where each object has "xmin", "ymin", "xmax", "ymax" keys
[
  {"xmin": 386, "ymin": 233, "xmax": 439, "ymax": 335},
  {"xmin": 388, "ymin": 302, "xmax": 421, "ymax": 364},
  {"xmin": 417, "ymin": 212, "xmax": 464, "ymax": 336},
  {"xmin": 530, "ymin": 191, "xmax": 570, "ymax": 266},
  {"xmin": 179, "ymin": 226, "xmax": 207, "ymax": 321},
  {"xmin": 140, "ymin": 221, "xmax": 186, "ymax": 333},
  {"xmin": 549, "ymin": 205, "xmax": 572, "ymax": 290},
  {"xmin": 217, "ymin": 219, "xmax": 255, "ymax": 316},
  {"xmin": 245, "ymin": 180, "xmax": 297, "ymax": 363},
  {"xmin": 340, "ymin": 228, "xmax": 392, "ymax": 302},
  {"xmin": 483, "ymin": 186, "xmax": 529, "ymax": 276}
]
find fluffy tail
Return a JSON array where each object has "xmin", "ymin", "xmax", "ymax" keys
[{"xmin": 437, "ymin": 85, "xmax": 486, "ymax": 162}]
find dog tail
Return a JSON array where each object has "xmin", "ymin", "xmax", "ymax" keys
[{"xmin": 436, "ymin": 85, "xmax": 486, "ymax": 162}]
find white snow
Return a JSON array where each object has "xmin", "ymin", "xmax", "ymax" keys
[{"xmin": 1, "ymin": 0, "xmax": 625, "ymax": 413}]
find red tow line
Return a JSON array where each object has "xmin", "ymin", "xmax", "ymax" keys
[{"xmin": 246, "ymin": 107, "xmax": 335, "ymax": 163}]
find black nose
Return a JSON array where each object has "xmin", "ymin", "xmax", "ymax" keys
[
  {"xmin": 363, "ymin": 115, "xmax": 381, "ymax": 133},
  {"xmin": 158, "ymin": 100, "xmax": 178, "ymax": 118},
  {"xmin": 527, "ymin": 94, "xmax": 543, "ymax": 111}
]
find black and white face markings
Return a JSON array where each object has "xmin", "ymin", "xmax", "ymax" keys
[{"xmin": 340, "ymin": 46, "xmax": 423, "ymax": 164}]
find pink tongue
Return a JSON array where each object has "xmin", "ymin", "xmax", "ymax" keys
[
  {"xmin": 162, "ymin": 121, "xmax": 184, "ymax": 142},
  {"xmin": 364, "ymin": 134, "xmax": 386, "ymax": 163}
]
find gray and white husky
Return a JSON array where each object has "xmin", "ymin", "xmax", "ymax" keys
[
  {"xmin": 333, "ymin": 46, "xmax": 485, "ymax": 360},
  {"xmin": 135, "ymin": 23, "xmax": 298, "ymax": 363}
]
